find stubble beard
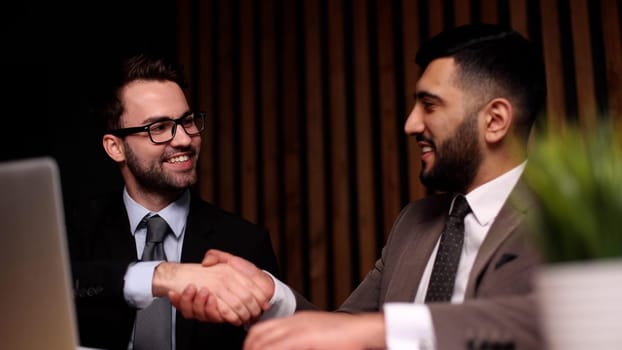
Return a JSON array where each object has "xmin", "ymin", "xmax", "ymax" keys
[{"xmin": 124, "ymin": 142, "xmax": 198, "ymax": 195}]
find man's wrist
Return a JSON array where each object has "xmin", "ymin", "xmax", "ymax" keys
[
  {"xmin": 383, "ymin": 303, "xmax": 436, "ymax": 350},
  {"xmin": 152, "ymin": 261, "xmax": 174, "ymax": 297},
  {"xmin": 124, "ymin": 260, "xmax": 162, "ymax": 307},
  {"xmin": 260, "ymin": 270, "xmax": 296, "ymax": 319}
]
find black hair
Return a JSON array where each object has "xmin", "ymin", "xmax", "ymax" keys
[
  {"xmin": 416, "ymin": 24, "xmax": 547, "ymax": 140},
  {"xmin": 91, "ymin": 53, "xmax": 188, "ymax": 133}
]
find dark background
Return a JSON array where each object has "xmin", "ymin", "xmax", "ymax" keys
[{"xmin": 1, "ymin": 1, "xmax": 177, "ymax": 204}]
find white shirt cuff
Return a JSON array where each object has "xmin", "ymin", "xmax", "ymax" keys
[
  {"xmin": 259, "ymin": 270, "xmax": 296, "ymax": 320},
  {"xmin": 383, "ymin": 302, "xmax": 436, "ymax": 350},
  {"xmin": 123, "ymin": 261, "xmax": 162, "ymax": 308}
]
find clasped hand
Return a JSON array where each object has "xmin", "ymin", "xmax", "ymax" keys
[{"xmin": 165, "ymin": 249, "xmax": 275, "ymax": 326}]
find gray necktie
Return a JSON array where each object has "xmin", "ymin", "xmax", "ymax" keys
[
  {"xmin": 133, "ymin": 215, "xmax": 172, "ymax": 350},
  {"xmin": 425, "ymin": 195, "xmax": 471, "ymax": 303}
]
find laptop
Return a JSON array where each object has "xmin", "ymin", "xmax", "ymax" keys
[{"xmin": 0, "ymin": 157, "xmax": 79, "ymax": 349}]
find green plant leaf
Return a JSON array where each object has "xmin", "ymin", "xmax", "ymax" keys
[{"xmin": 524, "ymin": 122, "xmax": 622, "ymax": 262}]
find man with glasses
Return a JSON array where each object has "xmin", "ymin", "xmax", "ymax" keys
[{"xmin": 65, "ymin": 53, "xmax": 281, "ymax": 350}]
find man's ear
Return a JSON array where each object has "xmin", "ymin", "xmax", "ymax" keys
[
  {"xmin": 102, "ymin": 134, "xmax": 126, "ymax": 163},
  {"xmin": 482, "ymin": 98, "xmax": 512, "ymax": 144}
]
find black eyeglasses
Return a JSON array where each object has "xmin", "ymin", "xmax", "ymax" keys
[{"xmin": 108, "ymin": 111, "xmax": 206, "ymax": 144}]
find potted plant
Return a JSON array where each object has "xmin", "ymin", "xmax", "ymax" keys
[{"xmin": 522, "ymin": 121, "xmax": 622, "ymax": 350}]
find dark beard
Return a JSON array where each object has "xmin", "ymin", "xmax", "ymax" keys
[
  {"xmin": 124, "ymin": 142, "xmax": 196, "ymax": 194},
  {"xmin": 419, "ymin": 113, "xmax": 481, "ymax": 193}
]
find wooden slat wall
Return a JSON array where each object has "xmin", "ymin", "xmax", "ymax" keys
[
  {"xmin": 375, "ymin": 1, "xmax": 403, "ymax": 243},
  {"xmin": 259, "ymin": 0, "xmax": 282, "ymax": 268},
  {"xmin": 352, "ymin": 0, "xmax": 378, "ymax": 285},
  {"xmin": 176, "ymin": 0, "xmax": 622, "ymax": 309},
  {"xmin": 541, "ymin": 0, "xmax": 568, "ymax": 130},
  {"xmin": 402, "ymin": 1, "xmax": 425, "ymax": 204},
  {"xmin": 601, "ymin": 0, "xmax": 622, "ymax": 121},
  {"xmin": 303, "ymin": 0, "xmax": 327, "ymax": 307},
  {"xmin": 570, "ymin": 0, "xmax": 598, "ymax": 128},
  {"xmin": 280, "ymin": 0, "xmax": 306, "ymax": 297},
  {"xmin": 240, "ymin": 0, "xmax": 259, "ymax": 223}
]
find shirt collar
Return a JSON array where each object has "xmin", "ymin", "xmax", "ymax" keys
[
  {"xmin": 464, "ymin": 161, "xmax": 526, "ymax": 226},
  {"xmin": 123, "ymin": 188, "xmax": 191, "ymax": 239}
]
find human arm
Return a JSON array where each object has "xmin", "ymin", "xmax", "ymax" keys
[
  {"xmin": 243, "ymin": 311, "xmax": 387, "ymax": 350},
  {"xmin": 427, "ymin": 292, "xmax": 540, "ymax": 349},
  {"xmin": 381, "ymin": 294, "xmax": 540, "ymax": 350}
]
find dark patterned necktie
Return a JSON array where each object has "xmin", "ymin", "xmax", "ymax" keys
[
  {"xmin": 133, "ymin": 215, "xmax": 172, "ymax": 350},
  {"xmin": 425, "ymin": 195, "xmax": 471, "ymax": 303}
]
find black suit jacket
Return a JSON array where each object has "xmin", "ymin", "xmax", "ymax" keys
[{"xmin": 66, "ymin": 190, "xmax": 279, "ymax": 350}]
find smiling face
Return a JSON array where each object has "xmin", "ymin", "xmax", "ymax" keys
[
  {"xmin": 404, "ymin": 57, "xmax": 483, "ymax": 193},
  {"xmin": 106, "ymin": 80, "xmax": 201, "ymax": 202}
]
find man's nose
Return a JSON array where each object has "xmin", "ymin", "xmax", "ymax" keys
[
  {"xmin": 404, "ymin": 105, "xmax": 424, "ymax": 135},
  {"xmin": 169, "ymin": 124, "xmax": 193, "ymax": 146}
]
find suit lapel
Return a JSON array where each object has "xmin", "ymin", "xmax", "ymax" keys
[
  {"xmin": 385, "ymin": 195, "xmax": 451, "ymax": 302},
  {"xmin": 392, "ymin": 218, "xmax": 445, "ymax": 301},
  {"xmin": 176, "ymin": 195, "xmax": 215, "ymax": 350},
  {"xmin": 179, "ymin": 196, "xmax": 215, "ymax": 263},
  {"xmin": 465, "ymin": 181, "xmax": 533, "ymax": 297}
]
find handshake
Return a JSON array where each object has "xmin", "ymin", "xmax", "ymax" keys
[
  {"xmin": 152, "ymin": 251, "xmax": 387, "ymax": 350},
  {"xmin": 153, "ymin": 249, "xmax": 276, "ymax": 326}
]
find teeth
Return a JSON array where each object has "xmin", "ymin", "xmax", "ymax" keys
[
  {"xmin": 421, "ymin": 146, "xmax": 433, "ymax": 153},
  {"xmin": 168, "ymin": 155, "xmax": 190, "ymax": 163}
]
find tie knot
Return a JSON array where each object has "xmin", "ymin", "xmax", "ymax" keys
[
  {"xmin": 449, "ymin": 195, "xmax": 471, "ymax": 219},
  {"xmin": 146, "ymin": 215, "xmax": 170, "ymax": 243}
]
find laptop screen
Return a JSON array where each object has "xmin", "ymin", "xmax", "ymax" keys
[{"xmin": 0, "ymin": 157, "xmax": 79, "ymax": 349}]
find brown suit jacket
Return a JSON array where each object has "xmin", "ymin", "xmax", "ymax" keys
[{"xmin": 335, "ymin": 183, "xmax": 543, "ymax": 349}]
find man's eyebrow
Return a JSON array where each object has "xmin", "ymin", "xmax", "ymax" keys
[
  {"xmin": 143, "ymin": 116, "xmax": 173, "ymax": 123},
  {"xmin": 142, "ymin": 111, "xmax": 192, "ymax": 124},
  {"xmin": 415, "ymin": 91, "xmax": 443, "ymax": 104}
]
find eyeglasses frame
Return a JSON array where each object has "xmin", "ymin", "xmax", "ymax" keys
[{"xmin": 107, "ymin": 111, "xmax": 206, "ymax": 144}]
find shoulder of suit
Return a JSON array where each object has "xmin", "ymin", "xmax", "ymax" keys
[
  {"xmin": 405, "ymin": 193, "xmax": 454, "ymax": 214},
  {"xmin": 188, "ymin": 194, "xmax": 266, "ymax": 232}
]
